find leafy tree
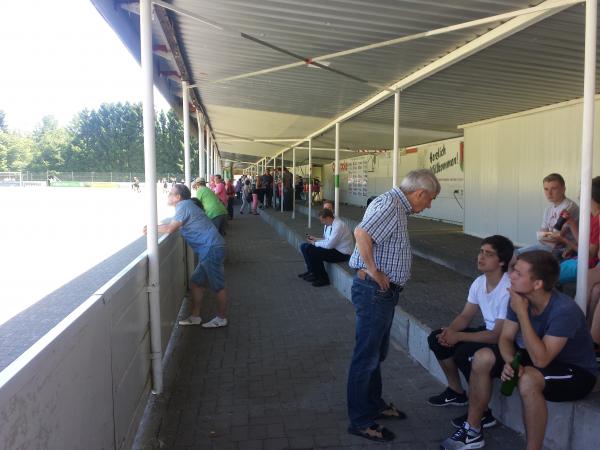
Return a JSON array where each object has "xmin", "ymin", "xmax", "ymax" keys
[
  {"xmin": 0, "ymin": 110, "xmax": 6, "ymax": 132},
  {"xmin": 28, "ymin": 116, "xmax": 71, "ymax": 171},
  {"xmin": 0, "ymin": 131, "xmax": 34, "ymax": 171}
]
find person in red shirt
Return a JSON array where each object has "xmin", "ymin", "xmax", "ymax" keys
[{"xmin": 554, "ymin": 177, "xmax": 600, "ymax": 285}]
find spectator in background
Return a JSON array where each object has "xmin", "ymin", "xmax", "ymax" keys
[
  {"xmin": 235, "ymin": 176, "xmax": 243, "ymax": 201},
  {"xmin": 225, "ymin": 178, "xmax": 235, "ymax": 220},
  {"xmin": 213, "ymin": 174, "xmax": 228, "ymax": 206},
  {"xmin": 282, "ymin": 167, "xmax": 293, "ymax": 211},
  {"xmin": 298, "ymin": 208, "xmax": 354, "ymax": 287},
  {"xmin": 239, "ymin": 179, "xmax": 252, "ymax": 215},
  {"xmin": 194, "ymin": 177, "xmax": 229, "ymax": 235},
  {"xmin": 144, "ymin": 184, "xmax": 228, "ymax": 328},
  {"xmin": 251, "ymin": 176, "xmax": 261, "ymax": 215},
  {"xmin": 262, "ymin": 169, "xmax": 273, "ymax": 208}
]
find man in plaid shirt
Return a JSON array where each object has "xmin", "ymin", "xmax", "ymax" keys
[{"xmin": 347, "ymin": 169, "xmax": 440, "ymax": 443}]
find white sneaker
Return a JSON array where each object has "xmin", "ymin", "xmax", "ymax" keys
[
  {"xmin": 178, "ymin": 315, "xmax": 202, "ymax": 326},
  {"xmin": 201, "ymin": 316, "xmax": 228, "ymax": 328}
]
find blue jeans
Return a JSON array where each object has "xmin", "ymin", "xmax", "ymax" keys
[{"xmin": 347, "ymin": 274, "xmax": 402, "ymax": 429}]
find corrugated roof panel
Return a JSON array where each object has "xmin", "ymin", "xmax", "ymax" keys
[{"xmin": 92, "ymin": 0, "xmax": 596, "ymax": 166}]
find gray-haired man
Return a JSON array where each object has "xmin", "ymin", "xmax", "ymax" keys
[{"xmin": 347, "ymin": 169, "xmax": 441, "ymax": 442}]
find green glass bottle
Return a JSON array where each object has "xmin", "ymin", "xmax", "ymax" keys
[{"xmin": 500, "ymin": 351, "xmax": 522, "ymax": 396}]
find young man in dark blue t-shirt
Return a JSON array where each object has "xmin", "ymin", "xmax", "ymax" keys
[{"xmin": 442, "ymin": 250, "xmax": 597, "ymax": 450}]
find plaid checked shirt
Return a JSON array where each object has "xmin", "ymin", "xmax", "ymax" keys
[{"xmin": 349, "ymin": 187, "xmax": 412, "ymax": 286}]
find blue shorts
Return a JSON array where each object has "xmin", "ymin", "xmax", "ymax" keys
[{"xmin": 191, "ymin": 246, "xmax": 226, "ymax": 292}]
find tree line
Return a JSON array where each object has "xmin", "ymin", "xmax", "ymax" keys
[{"xmin": 0, "ymin": 103, "xmax": 198, "ymax": 174}]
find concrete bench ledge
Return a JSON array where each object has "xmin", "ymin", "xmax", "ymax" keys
[{"xmin": 259, "ymin": 207, "xmax": 600, "ymax": 450}]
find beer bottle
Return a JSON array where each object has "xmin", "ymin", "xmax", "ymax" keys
[{"xmin": 500, "ymin": 351, "xmax": 522, "ymax": 396}]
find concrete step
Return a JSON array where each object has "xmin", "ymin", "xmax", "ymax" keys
[{"xmin": 260, "ymin": 207, "xmax": 600, "ymax": 450}]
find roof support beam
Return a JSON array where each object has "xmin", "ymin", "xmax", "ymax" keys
[
  {"xmin": 286, "ymin": 0, "xmax": 579, "ymax": 153},
  {"xmin": 213, "ymin": 0, "xmax": 583, "ymax": 84}
]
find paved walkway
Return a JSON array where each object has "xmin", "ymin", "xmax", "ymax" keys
[{"xmin": 133, "ymin": 210, "xmax": 525, "ymax": 449}]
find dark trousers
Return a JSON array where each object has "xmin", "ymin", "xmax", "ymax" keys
[
  {"xmin": 300, "ymin": 243, "xmax": 349, "ymax": 281},
  {"xmin": 347, "ymin": 275, "xmax": 402, "ymax": 429},
  {"xmin": 227, "ymin": 197, "xmax": 234, "ymax": 219},
  {"xmin": 265, "ymin": 185, "xmax": 273, "ymax": 207},
  {"xmin": 427, "ymin": 327, "xmax": 491, "ymax": 381},
  {"xmin": 283, "ymin": 188, "xmax": 293, "ymax": 211}
]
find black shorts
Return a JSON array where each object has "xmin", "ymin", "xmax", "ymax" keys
[
  {"xmin": 490, "ymin": 347, "xmax": 597, "ymax": 402},
  {"xmin": 428, "ymin": 327, "xmax": 504, "ymax": 380}
]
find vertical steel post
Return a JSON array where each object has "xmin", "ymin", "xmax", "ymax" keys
[
  {"xmin": 140, "ymin": 0, "xmax": 162, "ymax": 394},
  {"xmin": 308, "ymin": 139, "xmax": 312, "ymax": 229},
  {"xmin": 393, "ymin": 91, "xmax": 400, "ymax": 188},
  {"xmin": 335, "ymin": 123, "xmax": 340, "ymax": 217},
  {"xmin": 197, "ymin": 112, "xmax": 204, "ymax": 180},
  {"xmin": 204, "ymin": 125, "xmax": 209, "ymax": 179},
  {"xmin": 576, "ymin": 0, "xmax": 597, "ymax": 313},
  {"xmin": 281, "ymin": 152, "xmax": 284, "ymax": 212},
  {"xmin": 182, "ymin": 81, "xmax": 191, "ymax": 189},
  {"xmin": 292, "ymin": 147, "xmax": 296, "ymax": 219}
]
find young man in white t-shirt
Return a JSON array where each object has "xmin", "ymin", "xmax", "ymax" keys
[{"xmin": 427, "ymin": 235, "xmax": 514, "ymax": 429}]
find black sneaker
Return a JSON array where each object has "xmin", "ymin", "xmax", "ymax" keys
[
  {"xmin": 452, "ymin": 409, "xmax": 497, "ymax": 429},
  {"xmin": 441, "ymin": 423, "xmax": 484, "ymax": 450},
  {"xmin": 427, "ymin": 387, "xmax": 468, "ymax": 407}
]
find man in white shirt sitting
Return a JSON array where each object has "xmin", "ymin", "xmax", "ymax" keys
[
  {"xmin": 427, "ymin": 235, "xmax": 514, "ymax": 432},
  {"xmin": 298, "ymin": 208, "xmax": 354, "ymax": 287}
]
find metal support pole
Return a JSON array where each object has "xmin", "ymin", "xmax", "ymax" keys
[
  {"xmin": 393, "ymin": 91, "xmax": 400, "ymax": 188},
  {"xmin": 335, "ymin": 123, "xmax": 340, "ymax": 217},
  {"xmin": 140, "ymin": 0, "xmax": 162, "ymax": 394},
  {"xmin": 272, "ymin": 157, "xmax": 276, "ymax": 208},
  {"xmin": 197, "ymin": 112, "xmax": 204, "ymax": 179},
  {"xmin": 204, "ymin": 126, "xmax": 209, "ymax": 179},
  {"xmin": 182, "ymin": 81, "xmax": 191, "ymax": 189},
  {"xmin": 208, "ymin": 138, "xmax": 212, "ymax": 180},
  {"xmin": 281, "ymin": 152, "xmax": 284, "ymax": 212},
  {"xmin": 292, "ymin": 147, "xmax": 296, "ymax": 219},
  {"xmin": 576, "ymin": 0, "xmax": 597, "ymax": 313},
  {"xmin": 308, "ymin": 139, "xmax": 312, "ymax": 229}
]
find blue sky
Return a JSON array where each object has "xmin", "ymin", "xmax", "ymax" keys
[{"xmin": 0, "ymin": 0, "xmax": 169, "ymax": 132}]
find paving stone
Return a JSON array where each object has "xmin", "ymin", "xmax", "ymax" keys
[{"xmin": 132, "ymin": 209, "xmax": 526, "ymax": 450}]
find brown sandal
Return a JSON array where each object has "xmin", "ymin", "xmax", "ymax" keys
[
  {"xmin": 348, "ymin": 424, "xmax": 395, "ymax": 442},
  {"xmin": 376, "ymin": 402, "xmax": 407, "ymax": 420}
]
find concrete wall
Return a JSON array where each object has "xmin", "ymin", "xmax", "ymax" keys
[
  {"xmin": 0, "ymin": 233, "xmax": 187, "ymax": 450},
  {"xmin": 463, "ymin": 96, "xmax": 600, "ymax": 246}
]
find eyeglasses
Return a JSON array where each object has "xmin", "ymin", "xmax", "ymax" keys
[{"xmin": 478, "ymin": 249, "xmax": 498, "ymax": 257}]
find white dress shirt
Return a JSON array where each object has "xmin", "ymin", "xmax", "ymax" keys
[{"xmin": 314, "ymin": 217, "xmax": 354, "ymax": 255}]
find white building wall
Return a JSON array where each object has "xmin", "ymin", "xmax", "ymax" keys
[
  {"xmin": 463, "ymin": 96, "xmax": 600, "ymax": 246},
  {"xmin": 321, "ymin": 137, "xmax": 465, "ymax": 224}
]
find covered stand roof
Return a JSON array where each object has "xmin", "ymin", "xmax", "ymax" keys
[{"xmin": 91, "ymin": 0, "xmax": 596, "ymax": 169}]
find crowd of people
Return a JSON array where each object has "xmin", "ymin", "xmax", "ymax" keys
[
  {"xmin": 341, "ymin": 169, "xmax": 598, "ymax": 450},
  {"xmin": 145, "ymin": 167, "xmax": 599, "ymax": 450}
]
